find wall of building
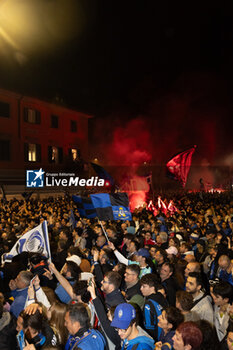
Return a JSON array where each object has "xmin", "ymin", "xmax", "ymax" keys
[{"xmin": 0, "ymin": 88, "xmax": 92, "ymax": 184}]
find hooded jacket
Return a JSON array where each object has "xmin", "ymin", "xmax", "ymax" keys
[{"xmin": 121, "ymin": 326, "xmax": 154, "ymax": 350}]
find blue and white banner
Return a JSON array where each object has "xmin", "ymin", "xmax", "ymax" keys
[{"xmin": 4, "ymin": 221, "xmax": 51, "ymax": 263}]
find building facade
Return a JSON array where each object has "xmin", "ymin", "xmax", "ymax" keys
[{"xmin": 0, "ymin": 88, "xmax": 92, "ymax": 185}]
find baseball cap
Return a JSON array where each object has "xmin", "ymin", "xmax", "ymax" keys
[
  {"xmin": 111, "ymin": 303, "xmax": 136, "ymax": 329},
  {"xmin": 66, "ymin": 255, "xmax": 81, "ymax": 266},
  {"xmin": 190, "ymin": 233, "xmax": 199, "ymax": 241},
  {"xmin": 166, "ymin": 246, "xmax": 178, "ymax": 255},
  {"xmin": 135, "ymin": 248, "xmax": 150, "ymax": 258}
]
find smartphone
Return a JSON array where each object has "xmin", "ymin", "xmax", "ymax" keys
[
  {"xmin": 30, "ymin": 275, "xmax": 37, "ymax": 286},
  {"xmin": 17, "ymin": 330, "xmax": 25, "ymax": 350}
]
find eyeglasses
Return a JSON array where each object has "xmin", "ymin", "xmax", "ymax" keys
[{"xmin": 102, "ymin": 280, "xmax": 110, "ymax": 284}]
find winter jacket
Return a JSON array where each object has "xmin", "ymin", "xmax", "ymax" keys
[
  {"xmin": 121, "ymin": 327, "xmax": 154, "ymax": 350},
  {"xmin": 65, "ymin": 329, "xmax": 106, "ymax": 350}
]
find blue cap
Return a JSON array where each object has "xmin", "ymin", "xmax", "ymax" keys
[
  {"xmin": 135, "ymin": 248, "xmax": 150, "ymax": 258},
  {"xmin": 111, "ymin": 303, "xmax": 136, "ymax": 329}
]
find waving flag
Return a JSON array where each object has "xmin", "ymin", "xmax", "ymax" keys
[
  {"xmin": 90, "ymin": 192, "xmax": 132, "ymax": 221},
  {"xmin": 72, "ymin": 195, "xmax": 97, "ymax": 219},
  {"xmin": 91, "ymin": 162, "xmax": 115, "ymax": 186},
  {"xmin": 166, "ymin": 146, "xmax": 196, "ymax": 187},
  {"xmin": 4, "ymin": 221, "xmax": 51, "ymax": 263}
]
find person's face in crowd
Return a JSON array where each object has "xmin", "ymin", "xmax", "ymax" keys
[
  {"xmin": 144, "ymin": 223, "xmax": 151, "ymax": 231},
  {"xmin": 209, "ymin": 247, "xmax": 217, "ymax": 258},
  {"xmin": 59, "ymin": 231, "xmax": 67, "ymax": 241},
  {"xmin": 140, "ymin": 283, "xmax": 155, "ymax": 297},
  {"xmin": 61, "ymin": 218, "xmax": 66, "ymax": 226},
  {"xmin": 55, "ymin": 222, "xmax": 61, "ymax": 229},
  {"xmin": 179, "ymin": 244, "xmax": 187, "ymax": 254},
  {"xmin": 106, "ymin": 229, "xmax": 115, "ymax": 239},
  {"xmin": 227, "ymin": 331, "xmax": 233, "ymax": 350},
  {"xmin": 169, "ymin": 238, "xmax": 175, "ymax": 247},
  {"xmin": 99, "ymin": 249, "xmax": 107, "ymax": 264},
  {"xmin": 196, "ymin": 243, "xmax": 204, "ymax": 253},
  {"xmin": 94, "ymin": 226, "xmax": 102, "ymax": 236},
  {"xmin": 76, "ymin": 221, "xmax": 82, "ymax": 228},
  {"xmin": 172, "ymin": 330, "xmax": 185, "ymax": 350},
  {"xmin": 158, "ymin": 310, "xmax": 172, "ymax": 333},
  {"xmin": 160, "ymin": 264, "xmax": 172, "ymax": 282},
  {"xmin": 222, "ymin": 222, "xmax": 227, "ymax": 230},
  {"xmin": 15, "ymin": 273, "xmax": 26, "ymax": 289},
  {"xmin": 185, "ymin": 263, "xmax": 196, "ymax": 278},
  {"xmin": 101, "ymin": 276, "xmax": 113, "ymax": 294},
  {"xmin": 64, "ymin": 311, "xmax": 80, "ymax": 335},
  {"xmin": 1, "ymin": 232, "xmax": 8, "ymax": 240},
  {"xmin": 218, "ymin": 257, "xmax": 230, "ymax": 271},
  {"xmin": 124, "ymin": 268, "xmax": 137, "ymax": 284},
  {"xmin": 149, "ymin": 247, "xmax": 157, "ymax": 258},
  {"xmin": 211, "ymin": 293, "xmax": 229, "ymax": 307},
  {"xmin": 186, "ymin": 276, "xmax": 200, "ymax": 295},
  {"xmin": 123, "ymin": 237, "xmax": 131, "ymax": 248},
  {"xmin": 115, "ymin": 324, "xmax": 133, "ymax": 340},
  {"xmin": 155, "ymin": 251, "xmax": 164, "ymax": 264},
  {"xmin": 128, "ymin": 241, "xmax": 136, "ymax": 253},
  {"xmin": 16, "ymin": 315, "xmax": 24, "ymax": 332},
  {"xmin": 121, "ymin": 223, "xmax": 127, "ymax": 231},
  {"xmin": 156, "ymin": 235, "xmax": 162, "ymax": 245},
  {"xmin": 96, "ymin": 236, "xmax": 106, "ymax": 248},
  {"xmin": 145, "ymin": 232, "xmax": 152, "ymax": 241}
]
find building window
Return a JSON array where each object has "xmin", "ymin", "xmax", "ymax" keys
[
  {"xmin": 69, "ymin": 148, "xmax": 80, "ymax": 161},
  {"xmin": 0, "ymin": 140, "xmax": 10, "ymax": 160},
  {"xmin": 48, "ymin": 146, "xmax": 63, "ymax": 164},
  {"xmin": 24, "ymin": 143, "xmax": 41, "ymax": 162},
  {"xmin": 0, "ymin": 101, "xmax": 10, "ymax": 118},
  {"xmin": 24, "ymin": 108, "xmax": 41, "ymax": 124},
  {"xmin": 51, "ymin": 115, "xmax": 59, "ymax": 128},
  {"xmin": 70, "ymin": 120, "xmax": 77, "ymax": 132}
]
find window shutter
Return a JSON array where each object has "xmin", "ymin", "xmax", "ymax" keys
[
  {"xmin": 36, "ymin": 111, "xmax": 41, "ymax": 124},
  {"xmin": 24, "ymin": 143, "xmax": 29, "ymax": 162},
  {"xmin": 36, "ymin": 144, "xmax": 41, "ymax": 162},
  {"xmin": 58, "ymin": 147, "xmax": 63, "ymax": 163},
  {"xmin": 24, "ymin": 108, "xmax": 28, "ymax": 122},
  {"xmin": 48, "ymin": 146, "xmax": 53, "ymax": 163}
]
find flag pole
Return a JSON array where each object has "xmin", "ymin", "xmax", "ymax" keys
[{"xmin": 98, "ymin": 219, "xmax": 109, "ymax": 242}]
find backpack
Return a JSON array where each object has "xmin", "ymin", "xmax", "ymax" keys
[{"xmin": 144, "ymin": 299, "xmax": 163, "ymax": 339}]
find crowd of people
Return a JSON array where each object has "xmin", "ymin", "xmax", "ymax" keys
[{"xmin": 0, "ymin": 191, "xmax": 233, "ymax": 350}]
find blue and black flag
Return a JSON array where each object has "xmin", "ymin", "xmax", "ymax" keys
[
  {"xmin": 72, "ymin": 195, "xmax": 97, "ymax": 219},
  {"xmin": 90, "ymin": 192, "xmax": 132, "ymax": 221},
  {"xmin": 90, "ymin": 162, "xmax": 115, "ymax": 186}
]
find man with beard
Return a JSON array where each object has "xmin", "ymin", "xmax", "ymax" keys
[{"xmin": 186, "ymin": 272, "xmax": 213, "ymax": 325}]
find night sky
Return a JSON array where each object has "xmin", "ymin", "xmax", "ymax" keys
[{"xmin": 0, "ymin": 0, "xmax": 233, "ymax": 173}]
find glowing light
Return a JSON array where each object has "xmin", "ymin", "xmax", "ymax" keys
[{"xmin": 0, "ymin": 0, "xmax": 85, "ymax": 64}]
